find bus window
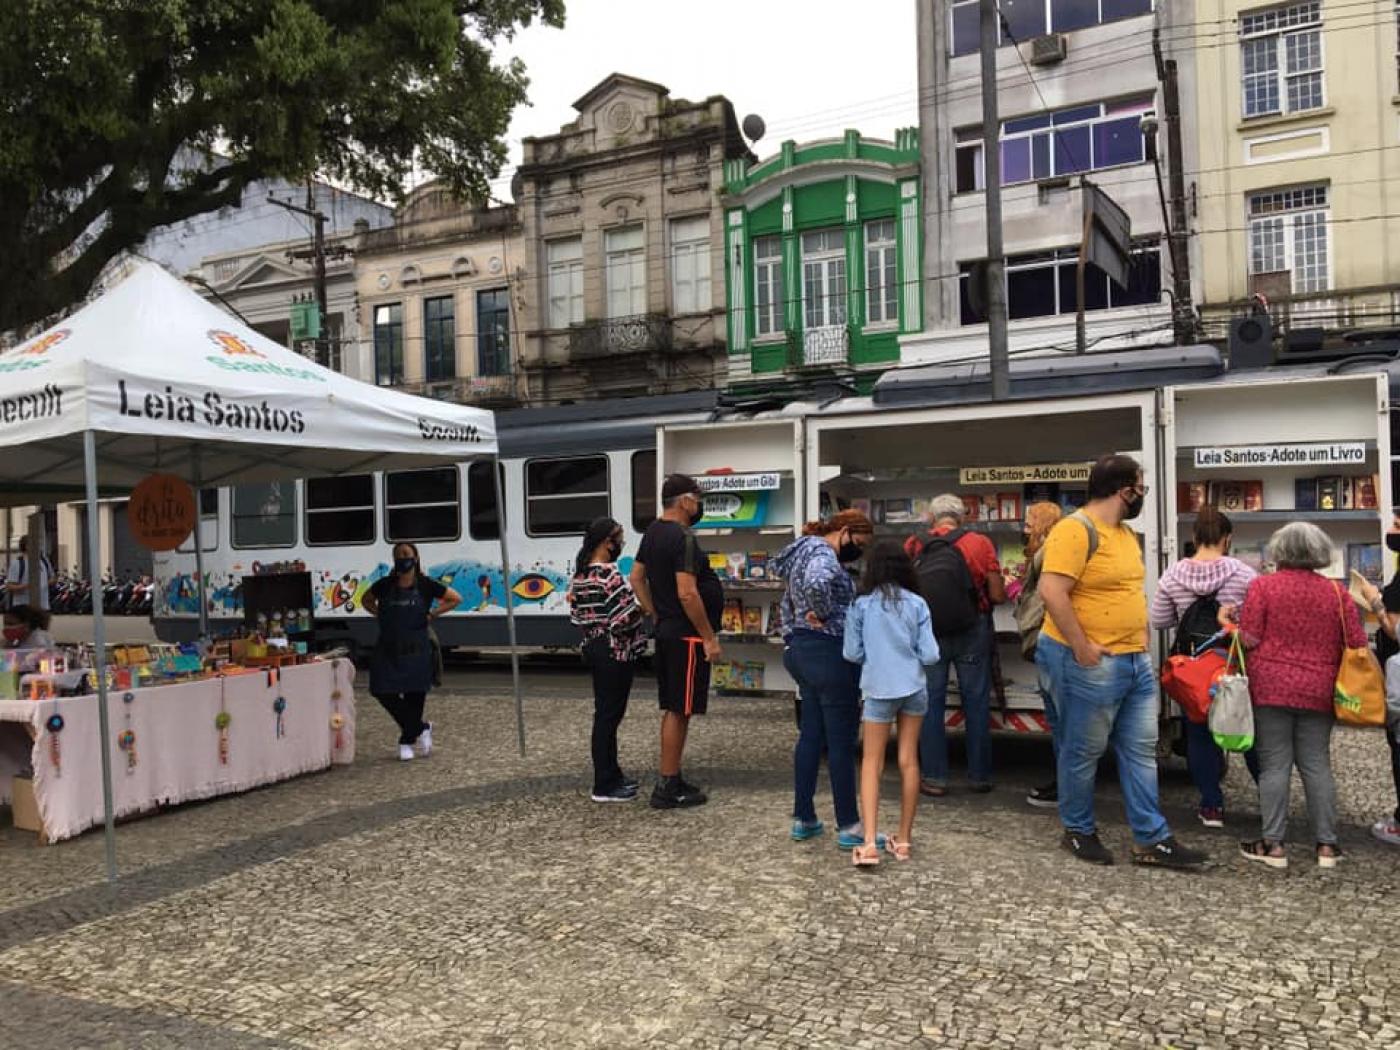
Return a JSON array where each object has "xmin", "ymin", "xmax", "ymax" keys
[
  {"xmin": 631, "ymin": 450, "xmax": 657, "ymax": 532},
  {"xmin": 467, "ymin": 461, "xmax": 502, "ymax": 541},
  {"xmin": 177, "ymin": 488, "xmax": 219, "ymax": 553},
  {"xmin": 305, "ymin": 474, "xmax": 375, "ymax": 545},
  {"xmin": 525, "ymin": 456, "xmax": 609, "ymax": 536},
  {"xmin": 231, "ymin": 482, "xmax": 297, "ymax": 549},
  {"xmin": 385, "ymin": 467, "xmax": 460, "ymax": 542}
]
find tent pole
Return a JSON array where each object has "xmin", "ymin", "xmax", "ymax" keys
[
  {"xmin": 84, "ymin": 430, "xmax": 118, "ymax": 882},
  {"xmin": 491, "ymin": 455, "xmax": 525, "ymax": 756},
  {"xmin": 191, "ymin": 449, "xmax": 208, "ymax": 639}
]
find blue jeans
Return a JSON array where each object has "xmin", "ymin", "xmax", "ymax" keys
[
  {"xmin": 1038, "ymin": 657, "xmax": 1061, "ymax": 770},
  {"xmin": 1183, "ymin": 718, "xmax": 1260, "ymax": 810},
  {"xmin": 785, "ymin": 631, "xmax": 861, "ymax": 828},
  {"xmin": 920, "ymin": 616, "xmax": 993, "ymax": 785},
  {"xmin": 1036, "ymin": 637, "xmax": 1169, "ymax": 846}
]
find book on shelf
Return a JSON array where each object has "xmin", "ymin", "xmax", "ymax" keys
[
  {"xmin": 997, "ymin": 492, "xmax": 1022, "ymax": 523},
  {"xmin": 883, "ymin": 497, "xmax": 916, "ymax": 524},
  {"xmin": 746, "ymin": 550, "xmax": 769, "ymax": 579},
  {"xmin": 708, "ymin": 552, "xmax": 730, "ymax": 579},
  {"xmin": 1347, "ymin": 543, "xmax": 1384, "ymax": 585},
  {"xmin": 960, "ymin": 495, "xmax": 980, "ymax": 521},
  {"xmin": 979, "ymin": 494, "xmax": 999, "ymax": 522},
  {"xmin": 1024, "ymin": 482, "xmax": 1060, "ymax": 506},
  {"xmin": 1215, "ymin": 481, "xmax": 1247, "ymax": 513},
  {"xmin": 726, "ymin": 551, "xmax": 749, "ymax": 580},
  {"xmin": 712, "ymin": 661, "xmax": 736, "ymax": 689},
  {"xmin": 736, "ymin": 661, "xmax": 765, "ymax": 691},
  {"xmin": 1317, "ymin": 476, "xmax": 1342, "ymax": 512},
  {"xmin": 1355, "ymin": 474, "xmax": 1380, "ymax": 510},
  {"xmin": 1178, "ymin": 482, "xmax": 1207, "ymax": 514},
  {"xmin": 742, "ymin": 606, "xmax": 763, "ymax": 634},
  {"xmin": 1241, "ymin": 481, "xmax": 1263, "ymax": 512},
  {"xmin": 1059, "ymin": 489, "xmax": 1087, "ymax": 511},
  {"xmin": 1295, "ymin": 477, "xmax": 1318, "ymax": 512},
  {"xmin": 765, "ymin": 601, "xmax": 784, "ymax": 636},
  {"xmin": 721, "ymin": 598, "xmax": 744, "ymax": 634}
]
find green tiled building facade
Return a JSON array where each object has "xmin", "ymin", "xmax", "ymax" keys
[{"xmin": 721, "ymin": 129, "xmax": 920, "ymax": 394}]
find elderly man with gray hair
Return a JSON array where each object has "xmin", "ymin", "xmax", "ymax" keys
[
  {"xmin": 1236, "ymin": 521, "xmax": 1366, "ymax": 870},
  {"xmin": 904, "ymin": 493, "xmax": 1006, "ymax": 795}
]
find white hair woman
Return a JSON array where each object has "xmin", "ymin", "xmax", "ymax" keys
[{"xmin": 1236, "ymin": 522, "xmax": 1365, "ymax": 870}]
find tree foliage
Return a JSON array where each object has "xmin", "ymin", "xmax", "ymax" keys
[{"xmin": 0, "ymin": 0, "xmax": 564, "ymax": 332}]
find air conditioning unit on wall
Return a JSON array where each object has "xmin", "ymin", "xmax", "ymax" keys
[{"xmin": 1030, "ymin": 34, "xmax": 1067, "ymax": 66}]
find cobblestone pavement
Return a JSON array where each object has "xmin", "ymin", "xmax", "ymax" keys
[{"xmin": 2, "ymin": 664, "xmax": 1400, "ymax": 1048}]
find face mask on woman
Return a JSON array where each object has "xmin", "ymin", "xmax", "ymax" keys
[
  {"xmin": 837, "ymin": 532, "xmax": 864, "ymax": 563},
  {"xmin": 607, "ymin": 540, "xmax": 623, "ymax": 562},
  {"xmin": 394, "ymin": 556, "xmax": 417, "ymax": 576}
]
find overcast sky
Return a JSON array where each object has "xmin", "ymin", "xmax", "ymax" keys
[{"xmin": 489, "ymin": 0, "xmax": 919, "ymax": 195}]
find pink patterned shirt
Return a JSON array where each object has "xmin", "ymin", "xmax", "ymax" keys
[{"xmin": 1238, "ymin": 569, "xmax": 1367, "ymax": 714}]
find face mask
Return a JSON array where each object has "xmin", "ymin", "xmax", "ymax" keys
[
  {"xmin": 3, "ymin": 626, "xmax": 25, "ymax": 644},
  {"xmin": 837, "ymin": 535, "xmax": 864, "ymax": 563},
  {"xmin": 686, "ymin": 498, "xmax": 704, "ymax": 527},
  {"xmin": 1388, "ymin": 533, "xmax": 1400, "ymax": 554},
  {"xmin": 1121, "ymin": 491, "xmax": 1145, "ymax": 520},
  {"xmin": 394, "ymin": 556, "xmax": 417, "ymax": 575},
  {"xmin": 607, "ymin": 541, "xmax": 623, "ymax": 561}
]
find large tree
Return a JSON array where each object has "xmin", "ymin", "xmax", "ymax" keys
[{"xmin": 0, "ymin": 0, "xmax": 564, "ymax": 333}]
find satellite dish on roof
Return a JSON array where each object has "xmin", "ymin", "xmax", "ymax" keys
[{"xmin": 741, "ymin": 114, "xmax": 766, "ymax": 143}]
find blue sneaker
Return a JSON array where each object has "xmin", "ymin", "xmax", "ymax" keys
[
  {"xmin": 837, "ymin": 825, "xmax": 888, "ymax": 851},
  {"xmin": 791, "ymin": 819, "xmax": 825, "ymax": 841}
]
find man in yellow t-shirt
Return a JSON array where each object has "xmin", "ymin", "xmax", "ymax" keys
[{"xmin": 1037, "ymin": 454, "xmax": 1206, "ymax": 871}]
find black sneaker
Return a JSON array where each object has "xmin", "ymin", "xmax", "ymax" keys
[
  {"xmin": 1132, "ymin": 835, "xmax": 1208, "ymax": 870},
  {"xmin": 619, "ymin": 775, "xmax": 640, "ymax": 793},
  {"xmin": 591, "ymin": 784, "xmax": 638, "ymax": 804},
  {"xmin": 650, "ymin": 777, "xmax": 708, "ymax": 809},
  {"xmin": 968, "ymin": 781, "xmax": 994, "ymax": 795},
  {"xmin": 1026, "ymin": 781, "xmax": 1058, "ymax": 808},
  {"xmin": 1061, "ymin": 830, "xmax": 1115, "ymax": 865}
]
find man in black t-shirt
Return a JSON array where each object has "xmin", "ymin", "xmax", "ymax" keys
[{"xmin": 631, "ymin": 473, "xmax": 723, "ymax": 808}]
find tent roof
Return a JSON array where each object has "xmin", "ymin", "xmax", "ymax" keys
[{"xmin": 0, "ymin": 263, "xmax": 495, "ymax": 501}]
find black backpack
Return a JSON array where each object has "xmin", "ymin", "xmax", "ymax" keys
[
  {"xmin": 916, "ymin": 529, "xmax": 980, "ymax": 638},
  {"xmin": 1170, "ymin": 591, "xmax": 1222, "ymax": 657}
]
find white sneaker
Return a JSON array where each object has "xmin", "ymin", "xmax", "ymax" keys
[
  {"xmin": 398, "ymin": 744, "xmax": 415, "ymax": 762},
  {"xmin": 414, "ymin": 723, "xmax": 433, "ymax": 757}
]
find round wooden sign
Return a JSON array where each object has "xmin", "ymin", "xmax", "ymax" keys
[{"xmin": 127, "ymin": 474, "xmax": 196, "ymax": 551}]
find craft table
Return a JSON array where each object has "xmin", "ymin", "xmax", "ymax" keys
[{"xmin": 0, "ymin": 658, "xmax": 355, "ymax": 844}]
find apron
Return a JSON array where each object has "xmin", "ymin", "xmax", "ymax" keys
[{"xmin": 370, "ymin": 580, "xmax": 434, "ymax": 695}]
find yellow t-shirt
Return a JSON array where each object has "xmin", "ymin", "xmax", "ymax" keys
[{"xmin": 1040, "ymin": 511, "xmax": 1147, "ymax": 654}]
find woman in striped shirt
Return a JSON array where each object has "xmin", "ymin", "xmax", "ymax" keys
[
  {"xmin": 570, "ymin": 517, "xmax": 648, "ymax": 803},
  {"xmin": 1149, "ymin": 506, "xmax": 1258, "ymax": 827}
]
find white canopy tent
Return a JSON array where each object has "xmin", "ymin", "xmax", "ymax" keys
[{"xmin": 0, "ymin": 262, "xmax": 525, "ymax": 880}]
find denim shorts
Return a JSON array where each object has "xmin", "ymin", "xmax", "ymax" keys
[{"xmin": 862, "ymin": 690, "xmax": 929, "ymax": 724}]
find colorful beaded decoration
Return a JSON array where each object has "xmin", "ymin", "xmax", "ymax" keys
[
  {"xmin": 45, "ymin": 713, "xmax": 64, "ymax": 776},
  {"xmin": 273, "ymin": 696, "xmax": 287, "ymax": 739},
  {"xmin": 330, "ymin": 659, "xmax": 345, "ymax": 752},
  {"xmin": 117, "ymin": 729, "xmax": 137, "ymax": 771}
]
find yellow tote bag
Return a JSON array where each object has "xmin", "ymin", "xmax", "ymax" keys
[{"xmin": 1333, "ymin": 584, "xmax": 1386, "ymax": 727}]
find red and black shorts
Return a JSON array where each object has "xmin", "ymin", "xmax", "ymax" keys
[{"xmin": 655, "ymin": 635, "xmax": 711, "ymax": 716}]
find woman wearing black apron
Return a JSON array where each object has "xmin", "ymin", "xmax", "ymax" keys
[{"xmin": 362, "ymin": 542, "xmax": 462, "ymax": 760}]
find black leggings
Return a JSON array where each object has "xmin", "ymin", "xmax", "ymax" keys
[
  {"xmin": 587, "ymin": 640, "xmax": 634, "ymax": 793},
  {"xmin": 375, "ymin": 691, "xmax": 428, "ymax": 746}
]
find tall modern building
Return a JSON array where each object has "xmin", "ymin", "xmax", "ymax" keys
[{"xmin": 907, "ymin": 0, "xmax": 1183, "ymax": 364}]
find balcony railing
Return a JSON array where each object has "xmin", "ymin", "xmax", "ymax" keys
[
  {"xmin": 392, "ymin": 375, "xmax": 518, "ymax": 405},
  {"xmin": 568, "ymin": 314, "xmax": 673, "ymax": 361},
  {"xmin": 1200, "ymin": 284, "xmax": 1400, "ymax": 341},
  {"xmin": 786, "ymin": 324, "xmax": 851, "ymax": 369}
]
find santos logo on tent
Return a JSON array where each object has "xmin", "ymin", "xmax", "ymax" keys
[
  {"xmin": 0, "ymin": 328, "xmax": 69, "ymax": 373},
  {"xmin": 206, "ymin": 329, "xmax": 325, "ymax": 383}
]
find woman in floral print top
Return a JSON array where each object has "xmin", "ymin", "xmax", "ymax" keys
[{"xmin": 570, "ymin": 517, "xmax": 647, "ymax": 802}]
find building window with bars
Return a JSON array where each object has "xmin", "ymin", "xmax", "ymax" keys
[
  {"xmin": 476, "ymin": 288, "xmax": 511, "ymax": 377},
  {"xmin": 954, "ymin": 95, "xmax": 1153, "ymax": 192},
  {"xmin": 373, "ymin": 303, "xmax": 403, "ymax": 387},
  {"xmin": 753, "ymin": 235, "xmax": 784, "ymax": 338},
  {"xmin": 801, "ymin": 228, "xmax": 847, "ymax": 331},
  {"xmin": 864, "ymin": 220, "xmax": 898, "ymax": 326},
  {"xmin": 423, "ymin": 295, "xmax": 456, "ymax": 383},
  {"xmin": 1247, "ymin": 185, "xmax": 1330, "ymax": 295},
  {"xmin": 546, "ymin": 237, "xmax": 584, "ymax": 328},
  {"xmin": 670, "ymin": 216, "xmax": 712, "ymax": 314},
  {"xmin": 1239, "ymin": 2, "xmax": 1324, "ymax": 119}
]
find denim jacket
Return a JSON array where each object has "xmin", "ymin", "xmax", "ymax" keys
[{"xmin": 843, "ymin": 587, "xmax": 940, "ymax": 699}]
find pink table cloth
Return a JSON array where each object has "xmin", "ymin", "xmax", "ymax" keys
[{"xmin": 0, "ymin": 658, "xmax": 355, "ymax": 843}]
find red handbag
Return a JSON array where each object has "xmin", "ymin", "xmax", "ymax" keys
[{"xmin": 1161, "ymin": 646, "xmax": 1228, "ymax": 724}]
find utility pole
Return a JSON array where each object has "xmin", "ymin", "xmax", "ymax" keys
[
  {"xmin": 269, "ymin": 186, "xmax": 330, "ymax": 367},
  {"xmin": 981, "ymin": 0, "xmax": 1010, "ymax": 400},
  {"xmin": 1153, "ymin": 28, "xmax": 1194, "ymax": 346}
]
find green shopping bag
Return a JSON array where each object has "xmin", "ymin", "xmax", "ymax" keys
[{"xmin": 1208, "ymin": 632, "xmax": 1254, "ymax": 752}]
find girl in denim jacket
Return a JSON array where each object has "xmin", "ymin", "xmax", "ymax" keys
[{"xmin": 844, "ymin": 540, "xmax": 940, "ymax": 866}]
